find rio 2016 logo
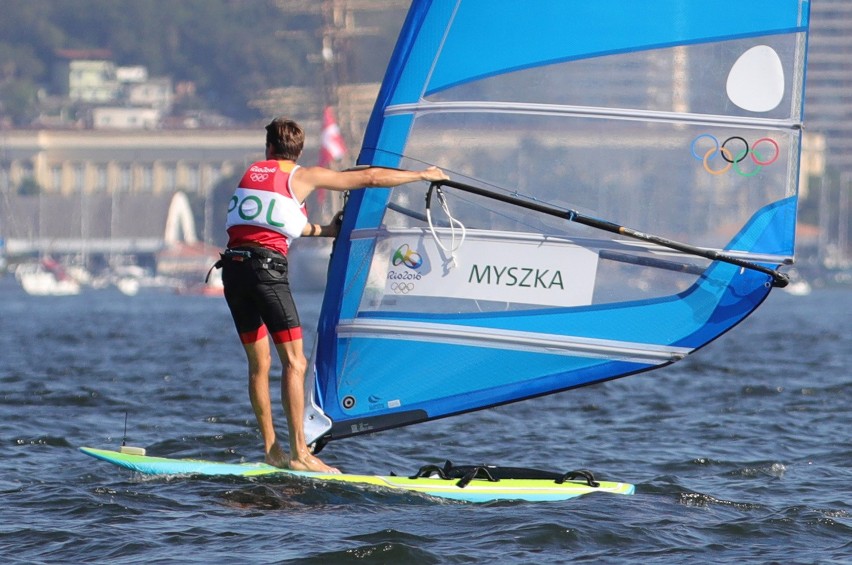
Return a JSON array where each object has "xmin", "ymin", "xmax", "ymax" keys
[{"xmin": 392, "ymin": 244, "xmax": 422, "ymax": 270}]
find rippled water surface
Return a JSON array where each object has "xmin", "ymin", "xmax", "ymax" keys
[{"xmin": 1, "ymin": 281, "xmax": 850, "ymax": 563}]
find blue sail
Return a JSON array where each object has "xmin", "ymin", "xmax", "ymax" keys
[{"xmin": 306, "ymin": 0, "xmax": 810, "ymax": 446}]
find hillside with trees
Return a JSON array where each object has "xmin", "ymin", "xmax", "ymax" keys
[{"xmin": 0, "ymin": 0, "xmax": 401, "ymax": 126}]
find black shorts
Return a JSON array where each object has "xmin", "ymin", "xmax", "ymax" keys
[{"xmin": 221, "ymin": 247, "xmax": 302, "ymax": 344}]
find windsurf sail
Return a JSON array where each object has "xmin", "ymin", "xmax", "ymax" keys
[{"xmin": 305, "ymin": 0, "xmax": 811, "ymax": 448}]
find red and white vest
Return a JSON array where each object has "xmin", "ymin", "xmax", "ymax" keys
[{"xmin": 225, "ymin": 160, "xmax": 308, "ymax": 256}]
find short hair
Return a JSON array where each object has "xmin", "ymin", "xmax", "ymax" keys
[{"xmin": 265, "ymin": 117, "xmax": 304, "ymax": 160}]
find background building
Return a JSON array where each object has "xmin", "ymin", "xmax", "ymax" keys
[
  {"xmin": 0, "ymin": 0, "xmax": 850, "ymax": 287},
  {"xmin": 802, "ymin": 0, "xmax": 852, "ymax": 271},
  {"xmin": 807, "ymin": 0, "xmax": 852, "ymax": 176}
]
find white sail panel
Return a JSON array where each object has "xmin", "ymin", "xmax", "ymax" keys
[{"xmin": 371, "ymin": 230, "xmax": 598, "ymax": 308}]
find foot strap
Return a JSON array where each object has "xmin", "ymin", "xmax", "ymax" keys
[{"xmin": 409, "ymin": 460, "xmax": 600, "ymax": 488}]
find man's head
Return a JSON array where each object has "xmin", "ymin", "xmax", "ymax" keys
[{"xmin": 265, "ymin": 117, "xmax": 304, "ymax": 160}]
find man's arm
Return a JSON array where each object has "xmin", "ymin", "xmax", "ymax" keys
[
  {"xmin": 301, "ymin": 212, "xmax": 341, "ymax": 238},
  {"xmin": 291, "ymin": 165, "xmax": 448, "ymax": 202}
]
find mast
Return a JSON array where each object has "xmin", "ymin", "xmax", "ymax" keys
[
  {"xmin": 274, "ymin": 0, "xmax": 406, "ymax": 149},
  {"xmin": 274, "ymin": 0, "xmax": 406, "ymax": 222}
]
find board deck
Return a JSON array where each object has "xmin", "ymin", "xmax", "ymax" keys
[{"xmin": 80, "ymin": 447, "xmax": 635, "ymax": 503}]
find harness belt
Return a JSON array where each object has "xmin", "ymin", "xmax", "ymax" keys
[{"xmin": 206, "ymin": 246, "xmax": 288, "ymax": 282}]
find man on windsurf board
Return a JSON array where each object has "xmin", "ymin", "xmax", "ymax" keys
[{"xmin": 220, "ymin": 116, "xmax": 448, "ymax": 473}]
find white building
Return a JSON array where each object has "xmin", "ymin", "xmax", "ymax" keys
[
  {"xmin": 53, "ymin": 50, "xmax": 175, "ymax": 129},
  {"xmin": 92, "ymin": 107, "xmax": 162, "ymax": 130}
]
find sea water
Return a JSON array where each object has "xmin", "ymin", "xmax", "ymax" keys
[{"xmin": 0, "ymin": 281, "xmax": 849, "ymax": 563}]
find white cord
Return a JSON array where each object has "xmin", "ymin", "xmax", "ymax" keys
[{"xmin": 426, "ymin": 187, "xmax": 466, "ymax": 269}]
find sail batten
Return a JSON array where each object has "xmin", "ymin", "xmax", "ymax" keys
[
  {"xmin": 307, "ymin": 0, "xmax": 811, "ymax": 448},
  {"xmin": 385, "ymin": 101, "xmax": 803, "ymax": 131},
  {"xmin": 349, "ymin": 228, "xmax": 794, "ymax": 265},
  {"xmin": 339, "ymin": 319, "xmax": 690, "ymax": 363}
]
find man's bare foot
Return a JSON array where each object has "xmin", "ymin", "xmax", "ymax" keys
[
  {"xmin": 265, "ymin": 441, "xmax": 289, "ymax": 468},
  {"xmin": 288, "ymin": 450, "xmax": 340, "ymax": 474}
]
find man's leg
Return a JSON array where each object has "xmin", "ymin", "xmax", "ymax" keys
[
  {"xmin": 275, "ymin": 338, "xmax": 339, "ymax": 473},
  {"xmin": 243, "ymin": 337, "xmax": 288, "ymax": 467}
]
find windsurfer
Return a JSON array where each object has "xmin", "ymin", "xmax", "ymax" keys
[{"xmin": 222, "ymin": 116, "xmax": 448, "ymax": 473}]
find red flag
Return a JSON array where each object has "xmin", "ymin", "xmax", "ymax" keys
[
  {"xmin": 318, "ymin": 106, "xmax": 347, "ymax": 168},
  {"xmin": 316, "ymin": 106, "xmax": 348, "ymax": 209}
]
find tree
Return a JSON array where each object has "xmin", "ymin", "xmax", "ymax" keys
[
  {"xmin": 0, "ymin": 80, "xmax": 40, "ymax": 125},
  {"xmin": 0, "ymin": 0, "xmax": 318, "ymax": 123}
]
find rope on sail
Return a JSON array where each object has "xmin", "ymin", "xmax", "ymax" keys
[{"xmin": 425, "ymin": 183, "xmax": 466, "ymax": 269}]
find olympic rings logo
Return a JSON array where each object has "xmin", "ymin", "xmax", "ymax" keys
[
  {"xmin": 390, "ymin": 282, "xmax": 414, "ymax": 294},
  {"xmin": 249, "ymin": 173, "xmax": 269, "ymax": 182},
  {"xmin": 392, "ymin": 244, "xmax": 423, "ymax": 270},
  {"xmin": 690, "ymin": 134, "xmax": 779, "ymax": 177}
]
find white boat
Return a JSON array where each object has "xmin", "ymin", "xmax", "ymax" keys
[
  {"xmin": 115, "ymin": 277, "xmax": 141, "ymax": 296},
  {"xmin": 783, "ymin": 269, "xmax": 812, "ymax": 296},
  {"xmin": 15, "ymin": 262, "xmax": 81, "ymax": 296}
]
